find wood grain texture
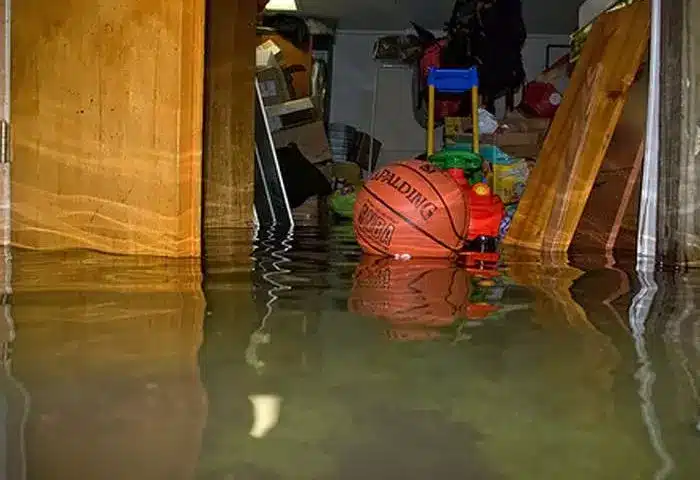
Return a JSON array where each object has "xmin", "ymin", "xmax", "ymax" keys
[
  {"xmin": 203, "ymin": 0, "xmax": 257, "ymax": 230},
  {"xmin": 10, "ymin": 0, "xmax": 204, "ymax": 257},
  {"xmin": 570, "ymin": 65, "xmax": 649, "ymax": 256},
  {"xmin": 0, "ymin": 0, "xmax": 8, "ymax": 247},
  {"xmin": 10, "ymin": 250, "xmax": 206, "ymax": 479},
  {"xmin": 202, "ymin": 227, "xmax": 255, "ymax": 280},
  {"xmin": 656, "ymin": 0, "xmax": 700, "ymax": 267},
  {"xmin": 503, "ymin": 0, "xmax": 650, "ymax": 252}
]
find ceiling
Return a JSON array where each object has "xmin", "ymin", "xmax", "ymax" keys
[{"xmin": 295, "ymin": 0, "xmax": 581, "ymax": 34}]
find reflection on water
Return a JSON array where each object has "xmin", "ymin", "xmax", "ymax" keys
[{"xmin": 0, "ymin": 227, "xmax": 699, "ymax": 479}]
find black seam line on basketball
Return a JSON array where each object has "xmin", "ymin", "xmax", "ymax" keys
[
  {"xmin": 355, "ymin": 228, "xmax": 392, "ymax": 257},
  {"xmin": 444, "ymin": 269, "xmax": 460, "ymax": 314},
  {"xmin": 363, "ymin": 186, "xmax": 460, "ymax": 254},
  {"xmin": 406, "ymin": 269, "xmax": 434, "ymax": 293},
  {"xmin": 353, "ymin": 224, "xmax": 394, "ymax": 257},
  {"xmin": 394, "ymin": 163, "xmax": 465, "ymax": 241},
  {"xmin": 394, "ymin": 304, "xmax": 430, "ymax": 316}
]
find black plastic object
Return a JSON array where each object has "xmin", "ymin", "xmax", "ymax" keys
[
  {"xmin": 261, "ymin": 13, "xmax": 310, "ymax": 51},
  {"xmin": 465, "ymin": 235, "xmax": 499, "ymax": 253},
  {"xmin": 275, "ymin": 143, "xmax": 332, "ymax": 209},
  {"xmin": 443, "ymin": 0, "xmax": 526, "ymax": 105}
]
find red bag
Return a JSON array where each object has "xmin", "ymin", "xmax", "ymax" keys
[{"xmin": 519, "ymin": 81, "xmax": 562, "ymax": 118}]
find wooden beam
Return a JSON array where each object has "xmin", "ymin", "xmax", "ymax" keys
[
  {"xmin": 11, "ymin": 0, "xmax": 204, "ymax": 257},
  {"xmin": 503, "ymin": 0, "xmax": 650, "ymax": 252},
  {"xmin": 202, "ymin": 0, "xmax": 257, "ymax": 231},
  {"xmin": 656, "ymin": 0, "xmax": 700, "ymax": 267}
]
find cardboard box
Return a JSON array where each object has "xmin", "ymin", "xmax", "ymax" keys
[
  {"xmin": 258, "ymin": 33, "xmax": 312, "ymax": 99},
  {"xmin": 501, "ymin": 110, "xmax": 552, "ymax": 133},
  {"xmin": 256, "ymin": 39, "xmax": 283, "ymax": 68},
  {"xmin": 444, "ymin": 115, "xmax": 546, "ymax": 160},
  {"xmin": 257, "ymin": 65, "xmax": 290, "ymax": 106},
  {"xmin": 265, "ymin": 97, "xmax": 318, "ymax": 133},
  {"xmin": 273, "ymin": 120, "xmax": 332, "ymax": 165}
]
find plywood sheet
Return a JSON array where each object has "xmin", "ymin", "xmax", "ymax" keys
[
  {"xmin": 503, "ymin": 0, "xmax": 650, "ymax": 252},
  {"xmin": 11, "ymin": 0, "xmax": 204, "ymax": 256},
  {"xmin": 571, "ymin": 65, "xmax": 649, "ymax": 255}
]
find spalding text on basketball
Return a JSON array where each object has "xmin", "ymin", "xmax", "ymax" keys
[
  {"xmin": 356, "ymin": 266, "xmax": 391, "ymax": 289},
  {"xmin": 371, "ymin": 169, "xmax": 438, "ymax": 221},
  {"xmin": 356, "ymin": 203, "xmax": 395, "ymax": 247}
]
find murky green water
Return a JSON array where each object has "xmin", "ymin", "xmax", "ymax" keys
[{"xmin": 1, "ymin": 225, "xmax": 699, "ymax": 479}]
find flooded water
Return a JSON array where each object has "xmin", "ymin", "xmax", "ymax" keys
[{"xmin": 1, "ymin": 225, "xmax": 699, "ymax": 479}]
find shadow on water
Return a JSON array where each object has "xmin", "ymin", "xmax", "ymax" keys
[{"xmin": 0, "ymin": 227, "xmax": 698, "ymax": 479}]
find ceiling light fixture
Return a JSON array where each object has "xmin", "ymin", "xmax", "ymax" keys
[{"xmin": 264, "ymin": 0, "xmax": 298, "ymax": 11}]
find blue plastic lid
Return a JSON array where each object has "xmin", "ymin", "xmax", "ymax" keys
[{"xmin": 427, "ymin": 67, "xmax": 479, "ymax": 93}]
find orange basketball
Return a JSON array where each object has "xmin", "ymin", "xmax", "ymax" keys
[
  {"xmin": 353, "ymin": 159, "xmax": 468, "ymax": 258},
  {"xmin": 348, "ymin": 256, "xmax": 471, "ymax": 340}
]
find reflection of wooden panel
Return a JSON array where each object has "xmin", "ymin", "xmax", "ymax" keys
[
  {"xmin": 10, "ymin": 251, "xmax": 206, "ymax": 480},
  {"xmin": 11, "ymin": 0, "xmax": 203, "ymax": 256},
  {"xmin": 11, "ymin": 250, "xmax": 202, "ymax": 293},
  {"xmin": 202, "ymin": 227, "xmax": 254, "ymax": 280},
  {"xmin": 203, "ymin": 0, "xmax": 258, "ymax": 230},
  {"xmin": 500, "ymin": 248, "xmax": 621, "ymax": 424},
  {"xmin": 571, "ymin": 66, "xmax": 649, "ymax": 254},
  {"xmin": 504, "ymin": 0, "xmax": 650, "ymax": 252},
  {"xmin": 501, "ymin": 248, "xmax": 594, "ymax": 332}
]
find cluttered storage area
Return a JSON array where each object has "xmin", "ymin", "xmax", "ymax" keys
[{"xmin": 255, "ymin": 0, "xmax": 648, "ymax": 258}]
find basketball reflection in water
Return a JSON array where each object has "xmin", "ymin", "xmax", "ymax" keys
[{"xmin": 348, "ymin": 255, "xmax": 505, "ymax": 341}]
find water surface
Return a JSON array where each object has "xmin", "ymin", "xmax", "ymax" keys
[{"xmin": 1, "ymin": 226, "xmax": 699, "ymax": 479}]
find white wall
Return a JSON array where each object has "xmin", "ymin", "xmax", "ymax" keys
[
  {"xmin": 329, "ymin": 30, "xmax": 570, "ymax": 168},
  {"xmin": 578, "ymin": 0, "xmax": 617, "ymax": 27}
]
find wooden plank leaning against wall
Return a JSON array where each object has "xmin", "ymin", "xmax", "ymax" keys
[
  {"xmin": 503, "ymin": 0, "xmax": 650, "ymax": 252},
  {"xmin": 11, "ymin": 0, "xmax": 204, "ymax": 257}
]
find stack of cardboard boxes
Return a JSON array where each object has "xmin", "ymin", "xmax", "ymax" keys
[
  {"xmin": 256, "ymin": 39, "xmax": 333, "ymax": 225},
  {"xmin": 443, "ymin": 110, "xmax": 551, "ymax": 161}
]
